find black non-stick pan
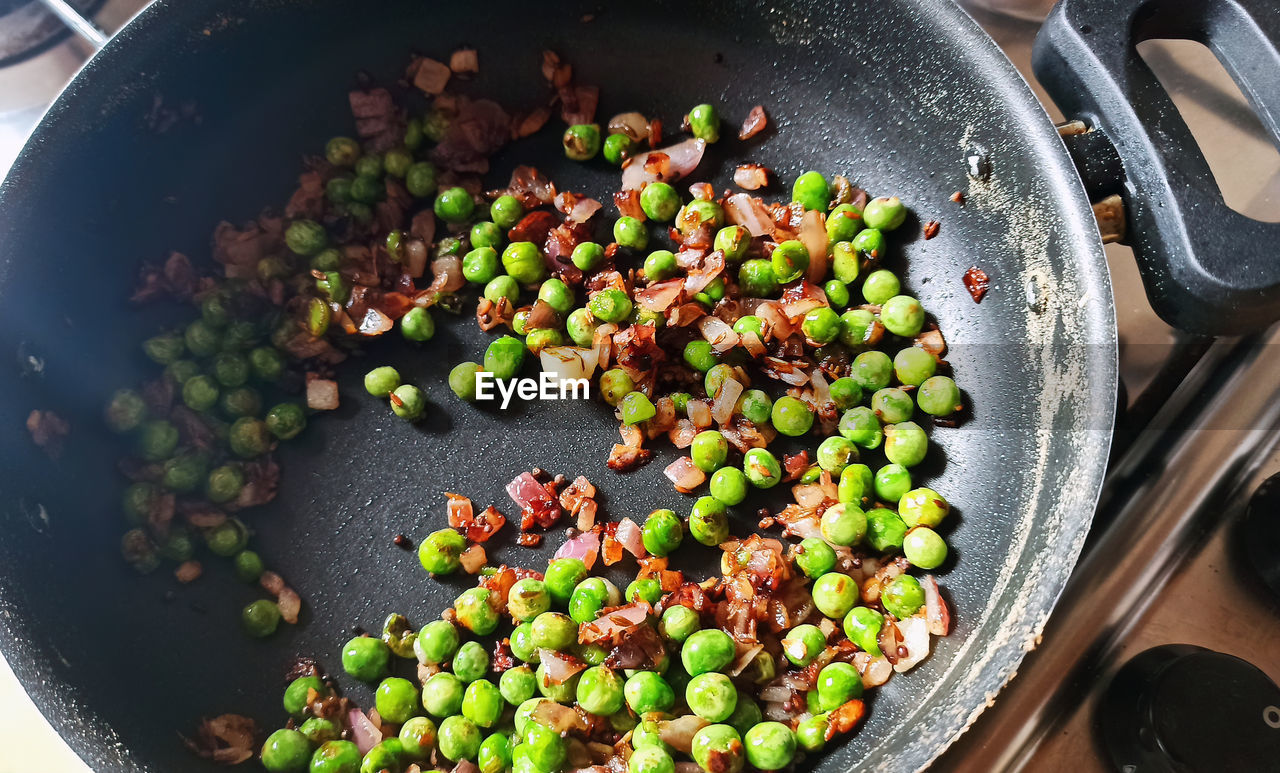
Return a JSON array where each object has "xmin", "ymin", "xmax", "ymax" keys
[{"xmin": 0, "ymin": 0, "xmax": 1273, "ymax": 770}]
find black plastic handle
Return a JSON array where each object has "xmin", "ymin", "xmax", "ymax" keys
[{"xmin": 1033, "ymin": 0, "xmax": 1280, "ymax": 336}]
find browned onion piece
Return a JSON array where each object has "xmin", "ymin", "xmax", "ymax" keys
[
  {"xmin": 532, "ymin": 698, "xmax": 589, "ymax": 733},
  {"xmin": 923, "ymin": 574, "xmax": 951, "ymax": 635},
  {"xmin": 616, "ymin": 517, "xmax": 646, "ymax": 558},
  {"xmin": 892, "ymin": 616, "xmax": 931, "ymax": 673},
  {"xmin": 663, "ymin": 456, "xmax": 706, "ymax": 494},
  {"xmin": 607, "ymin": 111, "xmax": 649, "ymax": 143},
  {"xmin": 659, "ymin": 715, "xmax": 709, "ymax": 754},
  {"xmin": 724, "ymin": 192, "xmax": 776, "ymax": 236},
  {"xmin": 697, "ymin": 315, "xmax": 739, "ymax": 354},
  {"xmin": 738, "ymin": 105, "xmax": 768, "ymax": 140},
  {"xmin": 358, "ymin": 308, "xmax": 393, "ymax": 336},
  {"xmin": 688, "ymin": 182, "xmax": 715, "ymax": 201},
  {"xmin": 668, "ymin": 418, "xmax": 697, "ymax": 449},
  {"xmin": 853, "ymin": 651, "xmax": 894, "ymax": 687},
  {"xmin": 635, "ymin": 279, "xmax": 684, "ymax": 312},
  {"xmin": 710, "ymin": 377, "xmax": 744, "ymax": 426},
  {"xmin": 800, "ymin": 209, "xmax": 829, "ymax": 282},
  {"xmin": 621, "ymin": 138, "xmax": 706, "ymax": 190},
  {"xmin": 539, "ymin": 649, "xmax": 589, "ymax": 685},
  {"xmin": 733, "ymin": 164, "xmax": 770, "ymax": 191},
  {"xmin": 686, "ymin": 399, "xmax": 713, "ymax": 428}
]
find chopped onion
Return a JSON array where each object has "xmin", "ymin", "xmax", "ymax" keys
[
  {"xmin": 668, "ymin": 418, "xmax": 697, "ymax": 449},
  {"xmin": 539, "ymin": 346, "xmax": 600, "ymax": 382},
  {"xmin": 800, "ymin": 208, "xmax": 829, "ymax": 282},
  {"xmin": 616, "ymin": 517, "xmax": 646, "ymax": 558},
  {"xmin": 555, "ymin": 530, "xmax": 601, "ymax": 569},
  {"xmin": 635, "ymin": 279, "xmax": 685, "ymax": 312},
  {"xmin": 607, "ymin": 112, "xmax": 650, "ymax": 143},
  {"xmin": 724, "ymin": 193, "xmax": 775, "ymax": 236},
  {"xmin": 663, "ymin": 456, "xmax": 706, "ymax": 494},
  {"xmin": 892, "ymin": 616, "xmax": 931, "ymax": 672},
  {"xmin": 348, "ymin": 710, "xmax": 382, "ymax": 755},
  {"xmin": 621, "ymin": 138, "xmax": 706, "ymax": 190},
  {"xmin": 923, "ymin": 574, "xmax": 951, "ymax": 636},
  {"xmin": 686, "ymin": 399, "xmax": 713, "ymax": 428},
  {"xmin": 659, "ymin": 715, "xmax": 709, "ymax": 754},
  {"xmin": 710, "ymin": 377, "xmax": 744, "ymax": 425},
  {"xmin": 305, "ymin": 376, "xmax": 339, "ymax": 411},
  {"xmin": 738, "ymin": 105, "xmax": 768, "ymax": 140},
  {"xmin": 853, "ymin": 651, "xmax": 894, "ymax": 687},
  {"xmin": 539, "ymin": 649, "xmax": 589, "ymax": 684},
  {"xmin": 733, "ymin": 164, "xmax": 769, "ymax": 191},
  {"xmin": 358, "ymin": 308, "xmax": 393, "ymax": 336},
  {"xmin": 593, "ymin": 323, "xmax": 618, "ymax": 372},
  {"xmin": 697, "ymin": 315, "xmax": 740, "ymax": 354},
  {"xmin": 740, "ymin": 330, "xmax": 766, "ymax": 357}
]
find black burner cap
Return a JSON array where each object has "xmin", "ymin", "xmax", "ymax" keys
[{"xmin": 1098, "ymin": 644, "xmax": 1280, "ymax": 772}]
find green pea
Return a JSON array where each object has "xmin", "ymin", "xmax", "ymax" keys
[
  {"xmin": 770, "ymin": 240, "xmax": 809, "ymax": 284},
  {"xmin": 642, "ymin": 249, "xmax": 678, "ymax": 281},
  {"xmin": 325, "ymin": 136, "xmax": 360, "ymax": 166},
  {"xmin": 617, "ymin": 391, "xmax": 653, "ymax": 425},
  {"xmin": 682, "ymin": 629, "xmax": 735, "ymax": 675},
  {"xmin": 801, "ymin": 306, "xmax": 841, "ymax": 344},
  {"xmin": 439, "ymin": 715, "xmax": 482, "ymax": 762},
  {"xmin": 843, "ymin": 607, "xmax": 884, "ymax": 656},
  {"xmin": 918, "ymin": 375, "xmax": 961, "ymax": 416},
  {"xmin": 508, "ymin": 578, "xmax": 552, "ymax": 623},
  {"xmin": 380, "ymin": 613, "xmax": 417, "ymax": 659},
  {"xmin": 484, "ymin": 336, "xmax": 526, "ymax": 381},
  {"xmin": 435, "ymin": 187, "xmax": 476, "ymax": 223},
  {"xmin": 236, "ymin": 599, "xmax": 278, "ymax": 638},
  {"xmin": 564, "ymin": 123, "xmax": 602, "ymax": 160},
  {"xmin": 417, "ymin": 529, "xmax": 465, "ymax": 577},
  {"xmin": 743, "ymin": 722, "xmax": 796, "ymax": 772},
  {"xmin": 226, "ymin": 417, "xmax": 269, "ymax": 458},
  {"xmin": 862, "ymin": 269, "xmax": 901, "ymax": 305},
  {"xmin": 588, "ymin": 287, "xmax": 632, "ymax": 324},
  {"xmin": 542, "ymin": 557, "xmax": 588, "ymax": 606},
  {"xmin": 640, "ymin": 508, "xmax": 683, "ymax": 557},
  {"xmin": 500, "ymin": 241, "xmax": 545, "ymax": 285},
  {"xmin": 453, "ymin": 640, "xmax": 490, "ymax": 683},
  {"xmin": 677, "ymin": 200, "xmax": 724, "ymax": 235},
  {"xmin": 689, "ymin": 496, "xmax": 729, "ymax": 546},
  {"xmin": 715, "ymin": 225, "xmax": 751, "ymax": 262},
  {"xmin": 299, "ymin": 717, "xmax": 342, "ymax": 746},
  {"xmin": 233, "ymin": 550, "xmax": 264, "ymax": 583},
  {"xmin": 837, "ymin": 408, "xmax": 882, "ymax": 452},
  {"xmin": 342, "ymin": 636, "xmax": 390, "ymax": 682},
  {"xmin": 743, "ymin": 447, "xmax": 782, "ymax": 488},
  {"xmin": 708, "ymin": 467, "xmax": 749, "ymax": 506},
  {"xmin": 614, "ymin": 216, "xmax": 649, "ymax": 250},
  {"xmin": 881, "ymin": 295, "xmax": 925, "ymax": 337},
  {"xmin": 422, "ymin": 672, "xmax": 465, "ymax": 717},
  {"xmin": 771, "ymin": 395, "xmax": 814, "ymax": 437},
  {"xmin": 571, "ymin": 241, "xmax": 605, "ymax": 272},
  {"xmin": 640, "ymin": 182, "xmax": 681, "ymax": 222},
  {"xmin": 536, "ymin": 279, "xmax": 574, "ymax": 316},
  {"xmin": 837, "ymin": 308, "xmax": 874, "ymax": 349},
  {"xmin": 285, "ymin": 219, "xmax": 327, "ymax": 256},
  {"xmin": 817, "ymin": 661, "xmax": 863, "ymax": 712},
  {"xmin": 812, "ymin": 572, "xmax": 859, "ymax": 618},
  {"xmin": 455, "ymin": 588, "xmax": 500, "ymax": 635},
  {"xmin": 524, "ymin": 328, "xmax": 563, "ymax": 355},
  {"xmin": 870, "ymin": 388, "xmax": 912, "ymax": 425},
  {"xmin": 500, "ymin": 665, "xmax": 537, "ymax": 706},
  {"xmin": 792, "ymin": 171, "xmax": 830, "ymax": 212},
  {"xmin": 782, "ymin": 624, "xmax": 827, "ymax": 667},
  {"xmin": 522, "ymin": 719, "xmax": 567, "ymax": 771},
  {"xmin": 851, "ymin": 228, "xmax": 885, "ymax": 261},
  {"xmin": 599, "ymin": 368, "xmax": 635, "ymax": 406},
  {"xmin": 530, "ymin": 612, "xmax": 577, "ymax": 650},
  {"xmin": 509, "ymin": 622, "xmax": 540, "ymax": 663},
  {"xmin": 363, "ymin": 366, "xmax": 401, "ymax": 398},
  {"xmin": 180, "ymin": 373, "xmax": 219, "ymax": 412},
  {"xmin": 688, "ymin": 103, "xmax": 721, "ymax": 142},
  {"xmin": 562, "ymin": 307, "xmax": 596, "ymax": 348},
  {"xmin": 863, "ymin": 195, "xmax": 907, "ymax": 230},
  {"xmin": 220, "ymin": 386, "xmax": 262, "ymax": 419},
  {"xmin": 739, "ymin": 258, "xmax": 780, "ymax": 297},
  {"xmin": 871, "ymin": 464, "xmax": 910, "ymax": 503},
  {"xmin": 821, "ymin": 502, "xmax": 868, "ymax": 547},
  {"xmin": 603, "ymin": 132, "xmax": 634, "ymax": 165},
  {"xmin": 536, "ymin": 661, "xmax": 580, "ymax": 702},
  {"xmin": 898, "ymin": 487, "xmax": 949, "ymax": 528},
  {"xmin": 462, "ymin": 679, "xmax": 504, "ymax": 727},
  {"xmin": 827, "ymin": 202, "xmax": 864, "ymax": 243},
  {"xmin": 398, "ymin": 717, "xmax": 437, "ymax": 760},
  {"xmin": 375, "ymin": 677, "xmax": 420, "ymax": 724},
  {"xmin": 445, "ymin": 362, "xmax": 480, "ymax": 403},
  {"xmin": 686, "ymin": 672, "xmax": 737, "ymax": 722},
  {"xmin": 348, "ymin": 175, "xmax": 383, "ymax": 206},
  {"xmin": 485, "ymin": 194, "xmax": 521, "ymax": 228},
  {"xmin": 795, "ymin": 714, "xmax": 828, "ymax": 752},
  {"xmin": 459, "ymin": 247, "xmax": 499, "ymax": 285},
  {"xmin": 659, "ymin": 605, "xmax": 701, "ymax": 645},
  {"xmin": 865, "ymin": 507, "xmax": 908, "ymax": 552},
  {"xmin": 894, "ymin": 347, "xmax": 937, "ymax": 386},
  {"xmin": 678, "ymin": 339, "xmax": 715, "ymax": 373},
  {"xmin": 389, "ymin": 384, "xmax": 426, "ymax": 421},
  {"xmin": 884, "ymin": 420, "xmax": 929, "ymax": 467},
  {"xmin": 580, "ymin": 643, "xmax": 610, "ymax": 666},
  {"xmin": 690, "ymin": 430, "xmax": 729, "ymax": 473},
  {"xmin": 576, "ymin": 665, "xmax": 625, "ymax": 715},
  {"xmin": 260, "ymin": 728, "xmax": 311, "ymax": 772},
  {"xmin": 691, "ymin": 725, "xmax": 744, "ymax": 773},
  {"xmin": 882, "ymin": 574, "xmax": 926, "ymax": 619},
  {"xmin": 626, "ymin": 578, "xmax": 663, "ymax": 606},
  {"xmin": 284, "ymin": 675, "xmax": 327, "ymax": 718},
  {"xmin": 903, "ymin": 526, "xmax": 948, "ymax": 569},
  {"xmin": 629, "ymin": 745, "xmax": 676, "ymax": 773},
  {"xmin": 205, "ymin": 518, "xmax": 248, "ymax": 556},
  {"xmin": 568, "ymin": 576, "xmax": 617, "ymax": 623},
  {"xmin": 823, "ymin": 280, "xmax": 852, "ymax": 310}
]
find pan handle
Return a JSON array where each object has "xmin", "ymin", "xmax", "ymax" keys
[{"xmin": 1032, "ymin": 0, "xmax": 1280, "ymax": 336}]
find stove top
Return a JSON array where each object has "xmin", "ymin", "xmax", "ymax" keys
[{"xmin": 1, "ymin": 3, "xmax": 1278, "ymax": 772}]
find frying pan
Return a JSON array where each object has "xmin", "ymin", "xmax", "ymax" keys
[{"xmin": 0, "ymin": 0, "xmax": 1272, "ymax": 770}]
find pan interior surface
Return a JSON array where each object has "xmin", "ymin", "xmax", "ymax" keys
[{"xmin": 0, "ymin": 1, "xmax": 1115, "ymax": 770}]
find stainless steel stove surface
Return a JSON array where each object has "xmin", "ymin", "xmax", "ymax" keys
[{"xmin": 2, "ymin": 3, "xmax": 1279, "ymax": 772}]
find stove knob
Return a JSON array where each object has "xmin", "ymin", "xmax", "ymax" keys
[
  {"xmin": 1098, "ymin": 644, "xmax": 1280, "ymax": 772},
  {"xmin": 1243, "ymin": 472, "xmax": 1280, "ymax": 598}
]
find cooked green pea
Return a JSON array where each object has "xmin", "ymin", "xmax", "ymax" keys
[
  {"xmin": 490, "ymin": 194, "xmax": 523, "ymax": 229},
  {"xmin": 782, "ymin": 623, "xmax": 827, "ymax": 667},
  {"xmin": 743, "ymin": 722, "xmax": 795, "ymax": 771},
  {"xmin": 641, "ymin": 182, "xmax": 680, "ymax": 222},
  {"xmin": 843, "ymin": 606, "xmax": 884, "ymax": 656},
  {"xmin": 435, "ymin": 187, "xmax": 475, "ymax": 224},
  {"xmin": 571, "ymin": 241, "xmax": 605, "ymax": 271},
  {"xmin": 771, "ymin": 395, "xmax": 813, "ymax": 436},
  {"xmin": 816, "ymin": 436, "xmax": 858, "ymax": 474},
  {"xmin": 285, "ymin": 219, "xmax": 327, "ymax": 256},
  {"xmin": 682, "ymin": 629, "xmax": 735, "ymax": 675},
  {"xmin": 522, "ymin": 719, "xmax": 567, "ymax": 771},
  {"xmin": 817, "ymin": 661, "xmax": 863, "ymax": 711},
  {"xmin": 882, "ymin": 574, "xmax": 925, "ymax": 618},
  {"xmin": 540, "ymin": 557, "xmax": 587, "ymax": 607},
  {"xmin": 455, "ymin": 588, "xmax": 499, "ymax": 635},
  {"xmin": 576, "ymin": 665, "xmax": 625, "ymax": 715},
  {"xmin": 688, "ymin": 103, "xmax": 721, "ymax": 142},
  {"xmin": 461, "ymin": 247, "xmax": 499, "ymax": 285},
  {"xmin": 862, "ymin": 269, "xmax": 901, "ymax": 305},
  {"xmin": 502, "ymin": 242, "xmax": 546, "ymax": 285},
  {"xmin": 260, "ymin": 728, "xmax": 310, "ymax": 772},
  {"xmin": 918, "ymin": 375, "xmax": 961, "ymax": 416},
  {"xmin": 865, "ymin": 507, "xmax": 908, "ymax": 552},
  {"xmin": 738, "ymin": 258, "xmax": 779, "ymax": 297},
  {"xmin": 881, "ymin": 295, "xmax": 925, "ymax": 337},
  {"xmin": 363, "ymin": 366, "xmax": 401, "ymax": 398},
  {"xmin": 182, "ymin": 375, "xmax": 219, "ymax": 412},
  {"xmin": 837, "ymin": 407, "xmax": 883, "ymax": 451},
  {"xmin": 508, "ymin": 578, "xmax": 552, "ymax": 623},
  {"xmin": 448, "ymin": 362, "xmax": 482, "ymax": 402},
  {"xmin": 342, "ymin": 636, "xmax": 390, "ymax": 682},
  {"xmin": 689, "ymin": 496, "xmax": 729, "ymax": 546},
  {"xmin": 686, "ymin": 672, "xmax": 737, "ymax": 722},
  {"xmin": 526, "ymin": 328, "xmax": 565, "ymax": 355},
  {"xmin": 837, "ymin": 308, "xmax": 875, "ymax": 349},
  {"xmin": 884, "ymin": 420, "xmax": 929, "ymax": 467},
  {"xmin": 462, "ymin": 679, "xmax": 503, "ymax": 727},
  {"xmin": 613, "ymin": 216, "xmax": 649, "ymax": 250},
  {"xmin": 530, "ymin": 612, "xmax": 576, "ymax": 650},
  {"xmin": 872, "ymin": 387, "xmax": 914, "ymax": 425},
  {"xmin": 851, "ymin": 227, "xmax": 885, "ymax": 260},
  {"xmin": 509, "ymin": 623, "xmax": 540, "ymax": 663},
  {"xmin": 422, "ymin": 672, "xmax": 465, "ymax": 717},
  {"xmin": 284, "ymin": 675, "xmax": 327, "ymax": 718},
  {"xmin": 603, "ymin": 132, "xmax": 634, "ymax": 165},
  {"xmin": 794, "ymin": 537, "xmax": 837, "ymax": 579},
  {"xmin": 714, "ymin": 225, "xmax": 751, "ymax": 261},
  {"xmin": 812, "ymin": 572, "xmax": 859, "ymax": 618},
  {"xmin": 325, "ymin": 136, "xmax": 360, "ymax": 166},
  {"xmin": 620, "ymin": 391, "xmax": 657, "ymax": 425},
  {"xmin": 742, "ymin": 448, "xmax": 781, "ymax": 488},
  {"xmin": 690, "ymin": 430, "xmax": 730, "ymax": 473},
  {"xmin": 500, "ymin": 665, "xmax": 537, "ymax": 706},
  {"xmin": 792, "ymin": 171, "xmax": 830, "ymax": 212},
  {"xmin": 770, "ymin": 240, "xmax": 810, "ymax": 284},
  {"xmin": 873, "ymin": 464, "xmax": 912, "ymax": 503},
  {"xmin": 851, "ymin": 351, "xmax": 893, "ymax": 392},
  {"xmin": 300, "ymin": 717, "xmax": 342, "ymax": 746},
  {"xmin": 903, "ymin": 526, "xmax": 948, "ymax": 569},
  {"xmin": 898, "ymin": 487, "xmax": 949, "ymax": 528},
  {"xmin": 691, "ymin": 725, "xmax": 744, "ymax": 773},
  {"xmin": 232, "ymin": 549, "xmax": 263, "ymax": 583},
  {"xmin": 824, "ymin": 279, "xmax": 851, "ymax": 310},
  {"xmin": 629, "ymin": 745, "xmax": 675, "ymax": 773},
  {"xmin": 708, "ymin": 467, "xmax": 748, "ymax": 506},
  {"xmin": 659, "ymin": 605, "xmax": 701, "ymax": 645},
  {"xmin": 677, "ymin": 200, "xmax": 725, "ymax": 234},
  {"xmin": 863, "ymin": 196, "xmax": 907, "ymax": 230},
  {"xmin": 820, "ymin": 503, "xmax": 867, "ymax": 547},
  {"xmin": 453, "ymin": 640, "xmax": 490, "ymax": 683},
  {"xmin": 626, "ymin": 578, "xmax": 663, "ymax": 606},
  {"xmin": 599, "ymin": 368, "xmax": 635, "ymax": 406},
  {"xmin": 894, "ymin": 346, "xmax": 937, "ymax": 386},
  {"xmin": 228, "ymin": 417, "xmax": 270, "ymax": 458},
  {"xmin": 535, "ymin": 661, "xmax": 580, "ymax": 703},
  {"xmin": 642, "ymin": 249, "xmax": 678, "ymax": 281},
  {"xmin": 376, "ymin": 677, "xmax": 420, "ymax": 724},
  {"xmin": 589, "ymin": 287, "xmax": 633, "ymax": 324},
  {"xmin": 827, "ymin": 202, "xmax": 864, "ymax": 242},
  {"xmin": 439, "ymin": 715, "xmax": 482, "ymax": 762},
  {"xmin": 399, "ymin": 717, "xmax": 437, "ymax": 761},
  {"xmin": 563, "ymin": 123, "xmax": 602, "ymax": 160},
  {"xmin": 484, "ymin": 335, "xmax": 526, "ymax": 380},
  {"xmin": 801, "ymin": 306, "xmax": 841, "ymax": 343},
  {"xmin": 795, "ymin": 714, "xmax": 828, "ymax": 752},
  {"xmin": 642, "ymin": 509, "xmax": 684, "ymax": 557},
  {"xmin": 206, "ymin": 518, "xmax": 248, "ymax": 556}
]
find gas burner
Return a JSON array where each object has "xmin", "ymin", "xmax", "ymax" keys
[{"xmin": 0, "ymin": 0, "xmax": 101, "ymax": 67}]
